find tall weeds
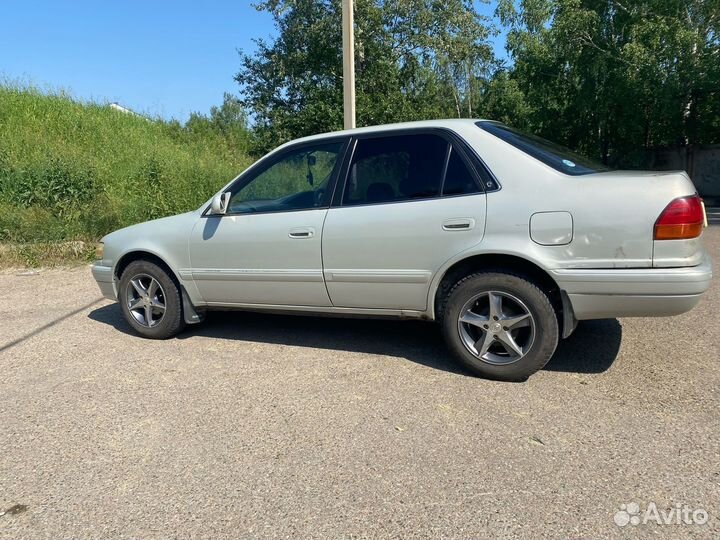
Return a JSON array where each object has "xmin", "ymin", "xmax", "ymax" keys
[{"xmin": 0, "ymin": 84, "xmax": 251, "ymax": 264}]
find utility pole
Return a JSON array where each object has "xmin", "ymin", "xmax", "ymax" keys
[{"xmin": 341, "ymin": 0, "xmax": 356, "ymax": 129}]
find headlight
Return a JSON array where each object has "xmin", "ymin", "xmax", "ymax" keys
[{"xmin": 95, "ymin": 242, "xmax": 104, "ymax": 261}]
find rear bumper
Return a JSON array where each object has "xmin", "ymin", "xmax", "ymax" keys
[
  {"xmin": 566, "ymin": 293, "xmax": 704, "ymax": 319},
  {"xmin": 552, "ymin": 256, "xmax": 712, "ymax": 320},
  {"xmin": 91, "ymin": 263, "xmax": 116, "ymax": 300}
]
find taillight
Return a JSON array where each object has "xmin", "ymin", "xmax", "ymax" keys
[{"xmin": 654, "ymin": 195, "xmax": 705, "ymax": 240}]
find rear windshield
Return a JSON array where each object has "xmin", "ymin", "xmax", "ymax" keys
[{"xmin": 477, "ymin": 121, "xmax": 610, "ymax": 176}]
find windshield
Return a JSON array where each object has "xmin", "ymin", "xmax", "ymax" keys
[{"xmin": 477, "ymin": 121, "xmax": 610, "ymax": 176}]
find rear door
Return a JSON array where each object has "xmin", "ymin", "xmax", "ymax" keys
[{"xmin": 321, "ymin": 130, "xmax": 488, "ymax": 311}]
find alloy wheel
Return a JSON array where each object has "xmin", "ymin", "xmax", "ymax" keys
[
  {"xmin": 457, "ymin": 290, "xmax": 536, "ymax": 365},
  {"xmin": 125, "ymin": 273, "xmax": 166, "ymax": 328}
]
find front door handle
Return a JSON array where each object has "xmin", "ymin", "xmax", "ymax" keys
[
  {"xmin": 442, "ymin": 218, "xmax": 475, "ymax": 231},
  {"xmin": 289, "ymin": 227, "xmax": 315, "ymax": 239}
]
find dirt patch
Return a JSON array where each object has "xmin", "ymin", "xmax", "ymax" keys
[{"xmin": 0, "ymin": 241, "xmax": 92, "ymax": 267}]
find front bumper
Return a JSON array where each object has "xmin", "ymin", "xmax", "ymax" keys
[
  {"xmin": 552, "ymin": 256, "xmax": 713, "ymax": 320},
  {"xmin": 91, "ymin": 263, "xmax": 116, "ymax": 300}
]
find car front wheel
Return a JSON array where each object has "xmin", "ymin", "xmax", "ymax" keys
[
  {"xmin": 118, "ymin": 260, "xmax": 185, "ymax": 339},
  {"xmin": 441, "ymin": 271, "xmax": 559, "ymax": 381}
]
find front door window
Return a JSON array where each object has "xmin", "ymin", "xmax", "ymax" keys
[{"xmin": 229, "ymin": 142, "xmax": 343, "ymax": 214}]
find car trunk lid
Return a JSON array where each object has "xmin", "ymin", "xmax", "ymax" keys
[{"xmin": 564, "ymin": 170, "xmax": 705, "ymax": 269}]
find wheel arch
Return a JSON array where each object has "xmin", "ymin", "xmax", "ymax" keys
[
  {"xmin": 431, "ymin": 253, "xmax": 567, "ymax": 331},
  {"xmin": 114, "ymin": 249, "xmax": 180, "ymax": 286}
]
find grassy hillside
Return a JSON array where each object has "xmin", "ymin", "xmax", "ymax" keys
[{"xmin": 0, "ymin": 85, "xmax": 251, "ymax": 264}]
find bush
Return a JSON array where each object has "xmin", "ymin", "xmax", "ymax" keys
[{"xmin": 9, "ymin": 158, "xmax": 98, "ymax": 215}]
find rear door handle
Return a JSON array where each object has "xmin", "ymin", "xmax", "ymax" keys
[
  {"xmin": 442, "ymin": 218, "xmax": 475, "ymax": 231},
  {"xmin": 289, "ymin": 227, "xmax": 315, "ymax": 239}
]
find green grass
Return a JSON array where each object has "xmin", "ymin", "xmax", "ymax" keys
[{"xmin": 0, "ymin": 83, "xmax": 252, "ymax": 265}]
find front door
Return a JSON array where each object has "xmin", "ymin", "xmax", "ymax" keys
[
  {"xmin": 189, "ymin": 139, "xmax": 346, "ymax": 306},
  {"xmin": 322, "ymin": 131, "xmax": 488, "ymax": 311}
]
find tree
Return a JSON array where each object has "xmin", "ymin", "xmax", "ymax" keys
[
  {"xmin": 186, "ymin": 93, "xmax": 249, "ymax": 142},
  {"xmin": 495, "ymin": 0, "xmax": 720, "ymax": 166},
  {"xmin": 236, "ymin": 0, "xmax": 497, "ymax": 152}
]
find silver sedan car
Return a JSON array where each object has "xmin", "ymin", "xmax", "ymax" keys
[{"xmin": 92, "ymin": 120, "xmax": 713, "ymax": 380}]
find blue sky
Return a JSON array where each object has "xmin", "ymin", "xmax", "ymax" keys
[{"xmin": 1, "ymin": 1, "xmax": 505, "ymax": 122}]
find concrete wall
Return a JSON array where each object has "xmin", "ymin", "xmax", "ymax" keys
[{"xmin": 647, "ymin": 145, "xmax": 720, "ymax": 202}]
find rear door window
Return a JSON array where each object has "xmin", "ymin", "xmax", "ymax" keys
[
  {"xmin": 442, "ymin": 147, "xmax": 480, "ymax": 196},
  {"xmin": 343, "ymin": 134, "xmax": 448, "ymax": 205}
]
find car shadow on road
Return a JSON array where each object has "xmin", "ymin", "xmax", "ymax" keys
[
  {"xmin": 545, "ymin": 318, "xmax": 622, "ymax": 373},
  {"xmin": 88, "ymin": 304, "xmax": 622, "ymax": 376}
]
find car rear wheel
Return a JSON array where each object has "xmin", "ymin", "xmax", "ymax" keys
[
  {"xmin": 441, "ymin": 271, "xmax": 559, "ymax": 381},
  {"xmin": 119, "ymin": 260, "xmax": 185, "ymax": 339}
]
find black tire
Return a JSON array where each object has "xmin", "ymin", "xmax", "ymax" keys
[
  {"xmin": 441, "ymin": 271, "xmax": 559, "ymax": 381},
  {"xmin": 118, "ymin": 260, "xmax": 185, "ymax": 339}
]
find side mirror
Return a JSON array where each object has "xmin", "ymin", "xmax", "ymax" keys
[{"xmin": 209, "ymin": 192, "xmax": 231, "ymax": 215}]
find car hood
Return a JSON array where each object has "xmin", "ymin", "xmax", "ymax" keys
[
  {"xmin": 99, "ymin": 210, "xmax": 202, "ymax": 271},
  {"xmin": 102, "ymin": 211, "xmax": 199, "ymax": 244}
]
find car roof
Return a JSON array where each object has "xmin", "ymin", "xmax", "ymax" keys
[{"xmin": 285, "ymin": 118, "xmax": 487, "ymax": 146}]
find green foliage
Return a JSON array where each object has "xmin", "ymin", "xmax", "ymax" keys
[
  {"xmin": 186, "ymin": 93, "xmax": 250, "ymax": 149},
  {"xmin": 494, "ymin": 0, "xmax": 720, "ymax": 166},
  {"xmin": 7, "ymin": 158, "xmax": 97, "ymax": 214},
  {"xmin": 0, "ymin": 84, "xmax": 251, "ymax": 256},
  {"xmin": 237, "ymin": 0, "xmax": 497, "ymax": 152},
  {"xmin": 237, "ymin": 0, "xmax": 719, "ymax": 167}
]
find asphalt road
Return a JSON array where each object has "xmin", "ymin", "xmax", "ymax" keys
[{"xmin": 1, "ymin": 228, "xmax": 718, "ymax": 540}]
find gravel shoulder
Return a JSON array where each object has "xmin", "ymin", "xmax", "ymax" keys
[{"xmin": 1, "ymin": 228, "xmax": 718, "ymax": 539}]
